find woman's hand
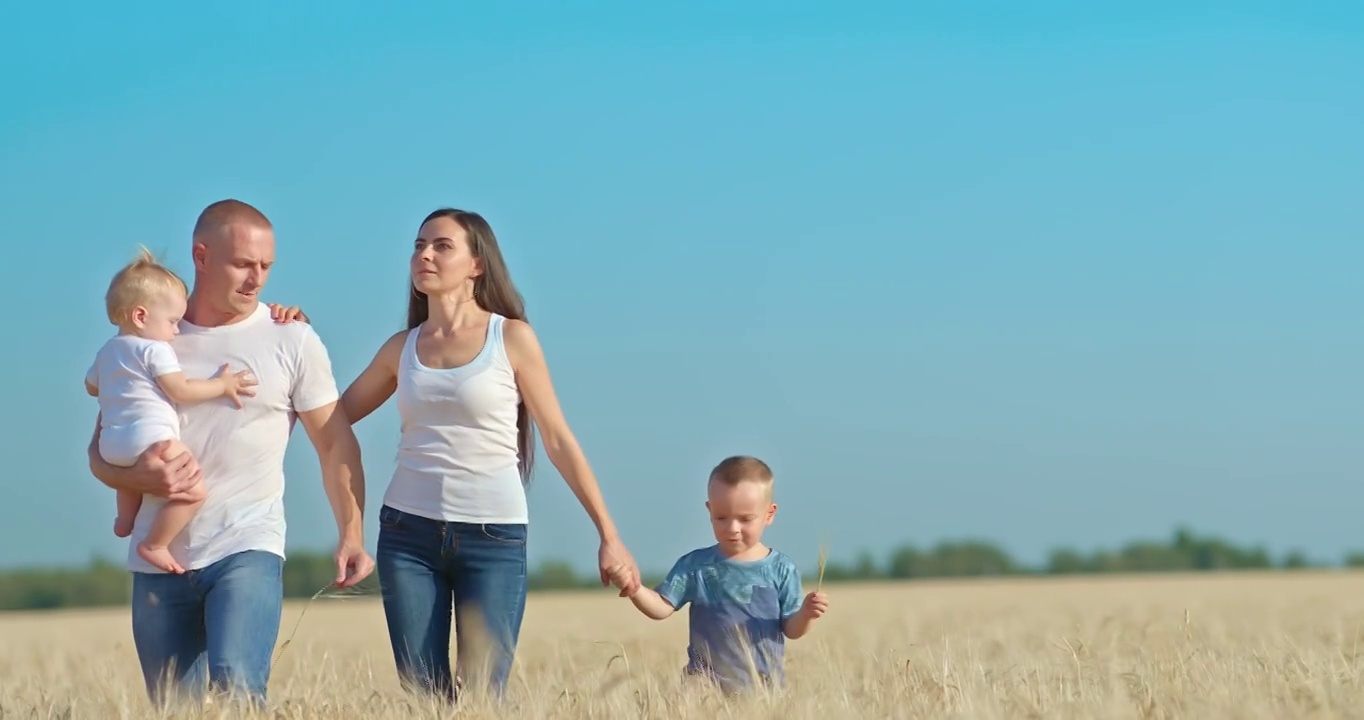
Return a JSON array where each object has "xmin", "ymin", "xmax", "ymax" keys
[
  {"xmin": 266, "ymin": 303, "xmax": 309, "ymax": 324},
  {"xmin": 599, "ymin": 536, "xmax": 641, "ymax": 597}
]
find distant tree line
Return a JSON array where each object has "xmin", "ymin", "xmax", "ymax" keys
[{"xmin": 2, "ymin": 527, "xmax": 1360, "ymax": 611}]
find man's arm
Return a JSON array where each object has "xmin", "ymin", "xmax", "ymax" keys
[
  {"xmin": 297, "ymin": 400, "xmax": 374, "ymax": 588},
  {"xmin": 87, "ymin": 415, "xmax": 202, "ymax": 499}
]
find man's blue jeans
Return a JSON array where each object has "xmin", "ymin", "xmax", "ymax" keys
[
  {"xmin": 129, "ymin": 549, "xmax": 284, "ymax": 707},
  {"xmin": 375, "ymin": 504, "xmax": 528, "ymax": 702}
]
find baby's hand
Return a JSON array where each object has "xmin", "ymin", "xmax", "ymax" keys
[
  {"xmin": 801, "ymin": 591, "xmax": 829, "ymax": 619},
  {"xmin": 214, "ymin": 363, "xmax": 259, "ymax": 409}
]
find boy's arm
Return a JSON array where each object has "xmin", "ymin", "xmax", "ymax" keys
[
  {"xmin": 621, "ymin": 556, "xmax": 691, "ymax": 620},
  {"xmin": 626, "ymin": 585, "xmax": 677, "ymax": 620},
  {"xmin": 783, "ymin": 604, "xmax": 816, "ymax": 639},
  {"xmin": 780, "ymin": 560, "xmax": 825, "ymax": 639}
]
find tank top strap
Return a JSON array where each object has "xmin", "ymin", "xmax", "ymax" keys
[
  {"xmin": 486, "ymin": 313, "xmax": 510, "ymax": 367},
  {"xmin": 400, "ymin": 325, "xmax": 421, "ymax": 366}
]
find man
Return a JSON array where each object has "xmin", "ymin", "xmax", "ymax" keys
[{"xmin": 86, "ymin": 199, "xmax": 374, "ymax": 708}]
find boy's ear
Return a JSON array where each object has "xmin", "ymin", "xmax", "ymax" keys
[{"xmin": 766, "ymin": 502, "xmax": 778, "ymax": 523}]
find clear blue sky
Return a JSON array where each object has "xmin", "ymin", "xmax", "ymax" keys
[{"xmin": 2, "ymin": 1, "xmax": 1360, "ymax": 575}]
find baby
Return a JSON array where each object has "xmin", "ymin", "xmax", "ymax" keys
[
  {"xmin": 85, "ymin": 248, "xmax": 256, "ymax": 573},
  {"xmin": 615, "ymin": 455, "xmax": 830, "ymax": 693}
]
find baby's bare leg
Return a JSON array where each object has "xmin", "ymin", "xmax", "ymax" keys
[
  {"xmin": 136, "ymin": 439, "xmax": 205, "ymax": 574},
  {"xmin": 114, "ymin": 489, "xmax": 143, "ymax": 538}
]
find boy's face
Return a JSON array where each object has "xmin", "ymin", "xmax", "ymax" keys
[{"xmin": 705, "ymin": 478, "xmax": 776, "ymax": 557}]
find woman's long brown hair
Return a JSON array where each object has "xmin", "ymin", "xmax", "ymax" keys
[{"xmin": 406, "ymin": 208, "xmax": 536, "ymax": 484}]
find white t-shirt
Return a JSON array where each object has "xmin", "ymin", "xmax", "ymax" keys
[
  {"xmin": 122, "ymin": 303, "xmax": 341, "ymax": 574},
  {"xmin": 86, "ymin": 335, "xmax": 184, "ymax": 467}
]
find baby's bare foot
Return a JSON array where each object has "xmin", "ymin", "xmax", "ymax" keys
[
  {"xmin": 137, "ymin": 543, "xmax": 185, "ymax": 574},
  {"xmin": 114, "ymin": 516, "xmax": 134, "ymax": 538}
]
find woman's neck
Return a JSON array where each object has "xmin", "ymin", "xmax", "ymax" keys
[{"xmin": 424, "ymin": 292, "xmax": 484, "ymax": 332}]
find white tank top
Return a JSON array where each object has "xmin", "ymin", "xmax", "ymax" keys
[{"xmin": 382, "ymin": 313, "xmax": 529, "ymax": 524}]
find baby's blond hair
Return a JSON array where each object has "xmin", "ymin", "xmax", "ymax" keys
[{"xmin": 105, "ymin": 247, "xmax": 187, "ymax": 326}]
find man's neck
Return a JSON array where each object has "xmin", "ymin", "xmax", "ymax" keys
[{"xmin": 184, "ymin": 293, "xmax": 257, "ymax": 328}]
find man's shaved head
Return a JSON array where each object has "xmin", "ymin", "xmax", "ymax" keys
[
  {"xmin": 193, "ymin": 199, "xmax": 272, "ymax": 246},
  {"xmin": 187, "ymin": 198, "xmax": 276, "ymax": 325}
]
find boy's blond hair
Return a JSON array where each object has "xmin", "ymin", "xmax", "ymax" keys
[
  {"xmin": 105, "ymin": 247, "xmax": 187, "ymax": 326},
  {"xmin": 709, "ymin": 455, "xmax": 775, "ymax": 494}
]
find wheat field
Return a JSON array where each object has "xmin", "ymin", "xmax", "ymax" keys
[{"xmin": 5, "ymin": 571, "xmax": 1364, "ymax": 719}]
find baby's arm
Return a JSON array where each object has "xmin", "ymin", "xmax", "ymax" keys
[
  {"xmin": 156, "ymin": 367, "xmax": 248, "ymax": 406},
  {"xmin": 143, "ymin": 343, "xmax": 256, "ymax": 408}
]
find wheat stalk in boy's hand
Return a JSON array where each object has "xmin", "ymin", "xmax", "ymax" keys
[{"xmin": 817, "ymin": 540, "xmax": 829, "ymax": 593}]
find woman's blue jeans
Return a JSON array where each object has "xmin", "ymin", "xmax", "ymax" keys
[{"xmin": 375, "ymin": 504, "xmax": 528, "ymax": 702}]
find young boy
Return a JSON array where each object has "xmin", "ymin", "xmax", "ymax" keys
[
  {"xmin": 85, "ymin": 247, "xmax": 257, "ymax": 574},
  {"xmin": 616, "ymin": 455, "xmax": 830, "ymax": 693}
]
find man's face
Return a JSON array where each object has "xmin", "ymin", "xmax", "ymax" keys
[{"xmin": 192, "ymin": 223, "xmax": 275, "ymax": 317}]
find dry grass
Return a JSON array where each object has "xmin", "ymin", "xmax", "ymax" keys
[{"xmin": 5, "ymin": 571, "xmax": 1364, "ymax": 718}]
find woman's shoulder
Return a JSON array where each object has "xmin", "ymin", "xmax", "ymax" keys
[
  {"xmin": 375, "ymin": 327, "xmax": 414, "ymax": 362},
  {"xmin": 501, "ymin": 319, "xmax": 542, "ymax": 362}
]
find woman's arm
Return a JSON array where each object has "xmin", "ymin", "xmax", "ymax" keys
[
  {"xmin": 339, "ymin": 331, "xmax": 406, "ymax": 425},
  {"xmin": 503, "ymin": 318, "xmax": 640, "ymax": 594}
]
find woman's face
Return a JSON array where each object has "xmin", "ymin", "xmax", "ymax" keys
[{"xmin": 411, "ymin": 215, "xmax": 482, "ymax": 295}]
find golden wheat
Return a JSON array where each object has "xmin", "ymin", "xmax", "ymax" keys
[{"xmin": 5, "ymin": 571, "xmax": 1364, "ymax": 718}]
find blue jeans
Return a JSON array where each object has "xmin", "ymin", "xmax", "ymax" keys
[
  {"xmin": 129, "ymin": 549, "xmax": 284, "ymax": 707},
  {"xmin": 376, "ymin": 504, "xmax": 528, "ymax": 702}
]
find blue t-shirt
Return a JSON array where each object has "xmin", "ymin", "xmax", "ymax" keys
[{"xmin": 656, "ymin": 545, "xmax": 805, "ymax": 691}]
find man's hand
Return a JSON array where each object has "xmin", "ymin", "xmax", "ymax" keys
[
  {"xmin": 801, "ymin": 591, "xmax": 830, "ymax": 619},
  {"xmin": 599, "ymin": 536, "xmax": 641, "ymax": 597},
  {"xmin": 94, "ymin": 438, "xmax": 203, "ymax": 500},
  {"xmin": 266, "ymin": 303, "xmax": 309, "ymax": 324},
  {"xmin": 334, "ymin": 539, "xmax": 375, "ymax": 588}
]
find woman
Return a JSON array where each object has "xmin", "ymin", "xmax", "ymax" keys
[{"xmin": 338, "ymin": 208, "xmax": 641, "ymax": 702}]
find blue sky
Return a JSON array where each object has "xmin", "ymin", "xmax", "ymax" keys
[{"xmin": 1, "ymin": 1, "xmax": 1360, "ymax": 576}]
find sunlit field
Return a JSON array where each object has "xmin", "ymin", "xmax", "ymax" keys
[{"xmin": 6, "ymin": 572, "xmax": 1364, "ymax": 718}]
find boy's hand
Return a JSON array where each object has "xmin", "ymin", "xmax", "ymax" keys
[
  {"xmin": 607, "ymin": 564, "xmax": 637, "ymax": 595},
  {"xmin": 214, "ymin": 364, "xmax": 259, "ymax": 408},
  {"xmin": 801, "ymin": 591, "xmax": 829, "ymax": 619}
]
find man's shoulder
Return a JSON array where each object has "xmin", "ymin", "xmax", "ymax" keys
[{"xmin": 234, "ymin": 310, "xmax": 328, "ymax": 351}]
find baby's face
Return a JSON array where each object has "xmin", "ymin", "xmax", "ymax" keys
[
  {"xmin": 135, "ymin": 290, "xmax": 187, "ymax": 342},
  {"xmin": 705, "ymin": 479, "xmax": 775, "ymax": 557}
]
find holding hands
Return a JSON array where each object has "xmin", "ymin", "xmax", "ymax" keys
[{"xmin": 600, "ymin": 536, "xmax": 641, "ymax": 596}]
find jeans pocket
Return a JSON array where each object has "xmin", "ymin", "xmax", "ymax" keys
[
  {"xmin": 479, "ymin": 523, "xmax": 527, "ymax": 546},
  {"xmin": 378, "ymin": 505, "xmax": 404, "ymax": 530}
]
